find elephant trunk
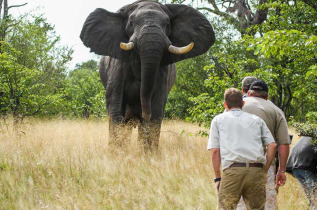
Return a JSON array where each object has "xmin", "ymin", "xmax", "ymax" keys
[{"xmin": 138, "ymin": 26, "xmax": 165, "ymax": 121}]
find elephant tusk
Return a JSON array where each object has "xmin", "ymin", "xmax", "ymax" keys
[
  {"xmin": 120, "ymin": 42, "xmax": 134, "ymax": 51},
  {"xmin": 168, "ymin": 42, "xmax": 194, "ymax": 54}
]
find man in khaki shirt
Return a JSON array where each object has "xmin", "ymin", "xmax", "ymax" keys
[{"xmin": 242, "ymin": 80, "xmax": 290, "ymax": 209}]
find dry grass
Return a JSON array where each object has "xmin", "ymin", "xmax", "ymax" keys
[{"xmin": 0, "ymin": 118, "xmax": 308, "ymax": 209}]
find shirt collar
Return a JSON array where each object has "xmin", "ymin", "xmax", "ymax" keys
[{"xmin": 230, "ymin": 108, "xmax": 242, "ymax": 111}]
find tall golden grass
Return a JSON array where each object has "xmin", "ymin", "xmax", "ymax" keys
[{"xmin": 0, "ymin": 118, "xmax": 308, "ymax": 209}]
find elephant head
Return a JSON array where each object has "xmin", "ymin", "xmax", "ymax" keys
[{"xmin": 80, "ymin": 0, "xmax": 215, "ymax": 120}]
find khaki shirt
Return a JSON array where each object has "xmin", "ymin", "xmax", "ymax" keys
[{"xmin": 243, "ymin": 97, "xmax": 290, "ymax": 145}]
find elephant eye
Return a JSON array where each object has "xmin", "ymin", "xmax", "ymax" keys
[{"xmin": 129, "ymin": 21, "xmax": 134, "ymax": 27}]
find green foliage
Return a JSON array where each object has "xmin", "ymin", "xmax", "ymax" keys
[
  {"xmin": 74, "ymin": 59, "xmax": 98, "ymax": 72},
  {"xmin": 0, "ymin": 14, "xmax": 72, "ymax": 119},
  {"xmin": 0, "ymin": 41, "xmax": 63, "ymax": 118},
  {"xmin": 185, "ymin": 0, "xmax": 317, "ymax": 127},
  {"xmin": 247, "ymin": 31, "xmax": 317, "ymax": 61},
  {"xmin": 242, "ymin": 0, "xmax": 317, "ymax": 120},
  {"xmin": 0, "ymin": 12, "xmax": 107, "ymax": 120},
  {"xmin": 0, "ymin": 163, "xmax": 9, "ymax": 171},
  {"xmin": 290, "ymin": 120, "xmax": 317, "ymax": 144},
  {"xmin": 185, "ymin": 25, "xmax": 260, "ymax": 126},
  {"xmin": 62, "ymin": 65, "xmax": 106, "ymax": 118},
  {"xmin": 186, "ymin": 55, "xmax": 259, "ymax": 127},
  {"xmin": 165, "ymin": 53, "xmax": 212, "ymax": 119}
]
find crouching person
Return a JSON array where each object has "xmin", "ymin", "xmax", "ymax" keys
[{"xmin": 207, "ymin": 88, "xmax": 277, "ymax": 210}]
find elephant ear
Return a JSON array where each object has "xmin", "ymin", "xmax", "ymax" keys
[
  {"xmin": 80, "ymin": 8, "xmax": 128, "ymax": 59},
  {"xmin": 162, "ymin": 4, "xmax": 215, "ymax": 65}
]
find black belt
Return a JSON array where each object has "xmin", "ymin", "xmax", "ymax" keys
[{"xmin": 230, "ymin": 163, "xmax": 263, "ymax": 168}]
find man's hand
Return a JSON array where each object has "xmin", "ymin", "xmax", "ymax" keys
[
  {"xmin": 215, "ymin": 181, "xmax": 220, "ymax": 194},
  {"xmin": 275, "ymin": 171, "xmax": 286, "ymax": 188}
]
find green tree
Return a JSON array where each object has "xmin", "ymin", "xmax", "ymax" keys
[
  {"xmin": 0, "ymin": 13, "xmax": 72, "ymax": 121},
  {"xmin": 243, "ymin": 0, "xmax": 317, "ymax": 121},
  {"xmin": 74, "ymin": 59, "xmax": 98, "ymax": 72},
  {"xmin": 164, "ymin": 0, "xmax": 317, "ymax": 126},
  {"xmin": 165, "ymin": 53, "xmax": 213, "ymax": 119},
  {"xmin": 62, "ymin": 60, "xmax": 106, "ymax": 118},
  {"xmin": 0, "ymin": 0, "xmax": 27, "ymax": 43}
]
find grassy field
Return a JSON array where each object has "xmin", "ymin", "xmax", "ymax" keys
[{"xmin": 0, "ymin": 118, "xmax": 309, "ymax": 209}]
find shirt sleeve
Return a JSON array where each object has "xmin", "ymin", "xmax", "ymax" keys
[
  {"xmin": 260, "ymin": 119, "xmax": 275, "ymax": 146},
  {"xmin": 275, "ymin": 116, "xmax": 290, "ymax": 145},
  {"xmin": 207, "ymin": 117, "xmax": 220, "ymax": 150}
]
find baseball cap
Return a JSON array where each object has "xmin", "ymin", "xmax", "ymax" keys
[
  {"xmin": 249, "ymin": 79, "xmax": 268, "ymax": 92},
  {"xmin": 241, "ymin": 76, "xmax": 257, "ymax": 88}
]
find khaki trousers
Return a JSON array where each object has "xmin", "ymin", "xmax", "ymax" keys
[
  {"xmin": 218, "ymin": 166, "xmax": 266, "ymax": 210},
  {"xmin": 237, "ymin": 162, "xmax": 277, "ymax": 210}
]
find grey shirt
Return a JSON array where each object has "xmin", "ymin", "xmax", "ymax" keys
[{"xmin": 207, "ymin": 109, "xmax": 275, "ymax": 170}]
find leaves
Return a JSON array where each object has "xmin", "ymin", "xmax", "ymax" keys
[
  {"xmin": 62, "ymin": 65, "xmax": 106, "ymax": 118},
  {"xmin": 165, "ymin": 0, "xmax": 317, "ymax": 127},
  {"xmin": 0, "ymin": 13, "xmax": 72, "ymax": 119},
  {"xmin": 290, "ymin": 120, "xmax": 317, "ymax": 143}
]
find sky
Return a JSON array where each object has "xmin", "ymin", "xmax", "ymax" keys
[{"xmin": 9, "ymin": 0, "xmax": 136, "ymax": 68}]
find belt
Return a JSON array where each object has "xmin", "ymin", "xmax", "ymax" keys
[{"xmin": 230, "ymin": 163, "xmax": 263, "ymax": 168}]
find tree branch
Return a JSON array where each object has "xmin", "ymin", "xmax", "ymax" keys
[
  {"xmin": 207, "ymin": 0, "xmax": 220, "ymax": 11},
  {"xmin": 197, "ymin": 6, "xmax": 246, "ymax": 34},
  {"xmin": 250, "ymin": 0, "xmax": 268, "ymax": 25},
  {"xmin": 281, "ymin": 85, "xmax": 293, "ymax": 113},
  {"xmin": 302, "ymin": 0, "xmax": 317, "ymax": 12},
  {"xmin": 7, "ymin": 3, "xmax": 27, "ymax": 10}
]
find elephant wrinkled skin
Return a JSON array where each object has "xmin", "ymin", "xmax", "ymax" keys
[{"xmin": 80, "ymin": 0, "xmax": 215, "ymax": 150}]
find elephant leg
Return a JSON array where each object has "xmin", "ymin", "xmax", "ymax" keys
[
  {"xmin": 122, "ymin": 121, "xmax": 133, "ymax": 145},
  {"xmin": 138, "ymin": 121, "xmax": 161, "ymax": 151},
  {"xmin": 138, "ymin": 121, "xmax": 150, "ymax": 150},
  {"xmin": 109, "ymin": 119, "xmax": 123, "ymax": 147},
  {"xmin": 150, "ymin": 121, "xmax": 161, "ymax": 150},
  {"xmin": 109, "ymin": 118, "xmax": 132, "ymax": 148}
]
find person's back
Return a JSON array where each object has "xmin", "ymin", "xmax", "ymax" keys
[
  {"xmin": 243, "ymin": 97, "xmax": 289, "ymax": 145},
  {"xmin": 209, "ymin": 110, "xmax": 272, "ymax": 169}
]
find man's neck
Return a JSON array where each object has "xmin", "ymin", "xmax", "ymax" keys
[{"xmin": 249, "ymin": 95, "xmax": 268, "ymax": 100}]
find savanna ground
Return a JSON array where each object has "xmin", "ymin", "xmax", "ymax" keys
[{"xmin": 0, "ymin": 118, "xmax": 309, "ymax": 209}]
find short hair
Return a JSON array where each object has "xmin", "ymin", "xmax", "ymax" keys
[
  {"xmin": 224, "ymin": 88, "xmax": 243, "ymax": 109},
  {"xmin": 248, "ymin": 90, "xmax": 269, "ymax": 99},
  {"xmin": 241, "ymin": 76, "xmax": 257, "ymax": 93}
]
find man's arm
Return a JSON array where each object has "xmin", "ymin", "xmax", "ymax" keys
[
  {"xmin": 260, "ymin": 119, "xmax": 277, "ymax": 173},
  {"xmin": 276, "ymin": 144, "xmax": 289, "ymax": 187},
  {"xmin": 264, "ymin": 142, "xmax": 277, "ymax": 173},
  {"xmin": 211, "ymin": 148, "xmax": 221, "ymax": 194}
]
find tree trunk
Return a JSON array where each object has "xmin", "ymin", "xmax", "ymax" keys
[
  {"xmin": 0, "ymin": 0, "xmax": 4, "ymax": 20},
  {"xmin": 3, "ymin": 0, "xmax": 7, "ymax": 20}
]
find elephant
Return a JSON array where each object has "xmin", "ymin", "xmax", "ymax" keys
[{"xmin": 80, "ymin": 0, "xmax": 215, "ymax": 150}]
